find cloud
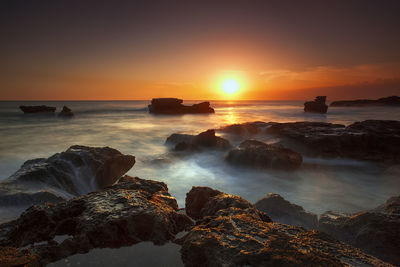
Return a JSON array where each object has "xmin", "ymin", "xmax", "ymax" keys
[{"xmin": 258, "ymin": 63, "xmax": 400, "ymax": 90}]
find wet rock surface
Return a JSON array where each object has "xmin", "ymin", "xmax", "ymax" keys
[
  {"xmin": 218, "ymin": 121, "xmax": 270, "ymax": 136},
  {"xmin": 166, "ymin": 129, "xmax": 231, "ymax": 152},
  {"xmin": 58, "ymin": 106, "xmax": 74, "ymax": 117},
  {"xmin": 178, "ymin": 186, "xmax": 390, "ymax": 266},
  {"xmin": 220, "ymin": 120, "xmax": 400, "ymax": 163},
  {"xmin": 0, "ymin": 176, "xmax": 193, "ymax": 266},
  {"xmin": 0, "ymin": 246, "xmax": 40, "ymax": 267},
  {"xmin": 19, "ymin": 105, "xmax": 56, "ymax": 114},
  {"xmin": 304, "ymin": 96, "xmax": 328, "ymax": 113},
  {"xmin": 319, "ymin": 195, "xmax": 400, "ymax": 265},
  {"xmin": 330, "ymin": 95, "xmax": 400, "ymax": 107},
  {"xmin": 226, "ymin": 140, "xmax": 302, "ymax": 170},
  {"xmin": 0, "ymin": 145, "xmax": 135, "ymax": 211},
  {"xmin": 148, "ymin": 98, "xmax": 214, "ymax": 114},
  {"xmin": 255, "ymin": 193, "xmax": 318, "ymax": 230},
  {"xmin": 267, "ymin": 120, "xmax": 400, "ymax": 163}
]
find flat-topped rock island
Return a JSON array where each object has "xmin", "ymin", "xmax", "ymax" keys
[{"xmin": 148, "ymin": 98, "xmax": 215, "ymax": 114}]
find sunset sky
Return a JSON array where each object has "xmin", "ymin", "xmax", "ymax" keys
[{"xmin": 1, "ymin": 0, "xmax": 400, "ymax": 100}]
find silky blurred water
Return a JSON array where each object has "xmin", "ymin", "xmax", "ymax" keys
[{"xmin": 1, "ymin": 100, "xmax": 399, "ymax": 216}]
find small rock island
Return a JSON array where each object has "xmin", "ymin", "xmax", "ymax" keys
[
  {"xmin": 304, "ymin": 96, "xmax": 328, "ymax": 113},
  {"xmin": 148, "ymin": 98, "xmax": 214, "ymax": 114},
  {"xmin": 19, "ymin": 105, "xmax": 56, "ymax": 114}
]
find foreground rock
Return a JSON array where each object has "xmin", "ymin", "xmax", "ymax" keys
[
  {"xmin": 226, "ymin": 140, "xmax": 302, "ymax": 170},
  {"xmin": 0, "ymin": 246, "xmax": 39, "ymax": 267},
  {"xmin": 304, "ymin": 96, "xmax": 328, "ymax": 113},
  {"xmin": 19, "ymin": 105, "xmax": 56, "ymax": 114},
  {"xmin": 148, "ymin": 98, "xmax": 214, "ymax": 114},
  {"xmin": 58, "ymin": 106, "xmax": 74, "ymax": 117},
  {"xmin": 0, "ymin": 145, "xmax": 135, "ymax": 210},
  {"xmin": 330, "ymin": 95, "xmax": 400, "ymax": 107},
  {"xmin": 178, "ymin": 186, "xmax": 390, "ymax": 266},
  {"xmin": 319, "ymin": 195, "xmax": 400, "ymax": 265},
  {"xmin": 255, "ymin": 193, "xmax": 318, "ymax": 230},
  {"xmin": 166, "ymin": 129, "xmax": 231, "ymax": 152},
  {"xmin": 0, "ymin": 176, "xmax": 192, "ymax": 265}
]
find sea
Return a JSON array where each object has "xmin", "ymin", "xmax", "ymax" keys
[{"xmin": 1, "ymin": 100, "xmax": 399, "ymax": 266}]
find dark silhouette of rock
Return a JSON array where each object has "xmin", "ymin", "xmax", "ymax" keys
[
  {"xmin": 165, "ymin": 129, "xmax": 231, "ymax": 151},
  {"xmin": 178, "ymin": 186, "xmax": 390, "ymax": 266},
  {"xmin": 19, "ymin": 105, "xmax": 56, "ymax": 114},
  {"xmin": 58, "ymin": 106, "xmax": 74, "ymax": 117},
  {"xmin": 226, "ymin": 139, "xmax": 302, "ymax": 170},
  {"xmin": 319, "ymin": 195, "xmax": 400, "ymax": 266},
  {"xmin": 0, "ymin": 176, "xmax": 193, "ymax": 266},
  {"xmin": 0, "ymin": 145, "xmax": 135, "ymax": 215},
  {"xmin": 148, "ymin": 98, "xmax": 214, "ymax": 114},
  {"xmin": 330, "ymin": 96, "xmax": 400, "ymax": 107},
  {"xmin": 266, "ymin": 120, "xmax": 400, "ymax": 163},
  {"xmin": 304, "ymin": 96, "xmax": 328, "ymax": 113},
  {"xmin": 255, "ymin": 193, "xmax": 318, "ymax": 229}
]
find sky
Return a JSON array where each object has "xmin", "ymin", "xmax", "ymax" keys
[{"xmin": 1, "ymin": 0, "xmax": 400, "ymax": 100}]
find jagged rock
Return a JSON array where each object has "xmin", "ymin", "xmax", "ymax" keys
[
  {"xmin": 148, "ymin": 98, "xmax": 214, "ymax": 114},
  {"xmin": 19, "ymin": 105, "xmax": 56, "ymax": 114},
  {"xmin": 178, "ymin": 186, "xmax": 390, "ymax": 267},
  {"xmin": 58, "ymin": 106, "xmax": 74, "ymax": 117},
  {"xmin": 319, "ymin": 195, "xmax": 400, "ymax": 265},
  {"xmin": 0, "ymin": 146, "xmax": 135, "ymax": 213},
  {"xmin": 255, "ymin": 193, "xmax": 318, "ymax": 230},
  {"xmin": 165, "ymin": 129, "xmax": 231, "ymax": 152},
  {"xmin": 0, "ymin": 246, "xmax": 40, "ymax": 267},
  {"xmin": 0, "ymin": 176, "xmax": 193, "ymax": 265},
  {"xmin": 218, "ymin": 121, "xmax": 270, "ymax": 135},
  {"xmin": 330, "ymin": 96, "xmax": 400, "ymax": 107},
  {"xmin": 304, "ymin": 96, "xmax": 328, "ymax": 113},
  {"xmin": 226, "ymin": 140, "xmax": 302, "ymax": 170},
  {"xmin": 266, "ymin": 120, "xmax": 400, "ymax": 163}
]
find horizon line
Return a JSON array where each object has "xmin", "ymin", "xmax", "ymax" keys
[{"xmin": 0, "ymin": 99, "xmax": 309, "ymax": 102}]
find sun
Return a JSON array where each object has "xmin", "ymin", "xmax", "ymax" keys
[{"xmin": 222, "ymin": 79, "xmax": 240, "ymax": 94}]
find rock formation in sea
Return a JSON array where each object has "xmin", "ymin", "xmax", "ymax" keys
[
  {"xmin": 319, "ymin": 195, "xmax": 400, "ymax": 266},
  {"xmin": 219, "ymin": 121, "xmax": 270, "ymax": 136},
  {"xmin": 58, "ymin": 106, "xmax": 74, "ymax": 117},
  {"xmin": 226, "ymin": 139, "xmax": 302, "ymax": 170},
  {"xmin": 19, "ymin": 105, "xmax": 56, "ymax": 114},
  {"xmin": 255, "ymin": 193, "xmax": 318, "ymax": 229},
  {"xmin": 266, "ymin": 120, "xmax": 400, "ymax": 163},
  {"xmin": 0, "ymin": 176, "xmax": 193, "ymax": 266},
  {"xmin": 330, "ymin": 95, "xmax": 400, "ymax": 107},
  {"xmin": 219, "ymin": 119, "xmax": 400, "ymax": 163},
  {"xmin": 165, "ymin": 129, "xmax": 231, "ymax": 152},
  {"xmin": 0, "ymin": 145, "xmax": 135, "ymax": 214},
  {"xmin": 148, "ymin": 98, "xmax": 215, "ymax": 114},
  {"xmin": 177, "ymin": 186, "xmax": 391, "ymax": 266},
  {"xmin": 304, "ymin": 96, "xmax": 328, "ymax": 113}
]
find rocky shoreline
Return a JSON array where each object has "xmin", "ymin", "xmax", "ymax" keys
[
  {"xmin": 1, "ymin": 119, "xmax": 399, "ymax": 266},
  {"xmin": 0, "ymin": 176, "xmax": 396, "ymax": 266}
]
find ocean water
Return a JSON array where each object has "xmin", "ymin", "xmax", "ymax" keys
[{"xmin": 1, "ymin": 100, "xmax": 400, "ymax": 218}]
